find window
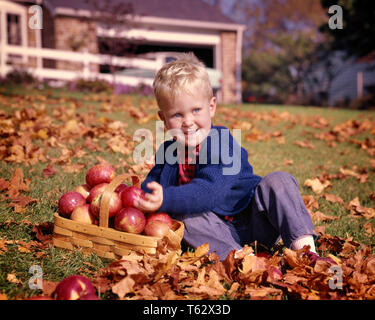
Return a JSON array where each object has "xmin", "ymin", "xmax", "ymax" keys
[{"xmin": 7, "ymin": 13, "xmax": 21, "ymax": 45}]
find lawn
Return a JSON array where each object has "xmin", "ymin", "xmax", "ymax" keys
[{"xmin": 0, "ymin": 84, "xmax": 374, "ymax": 300}]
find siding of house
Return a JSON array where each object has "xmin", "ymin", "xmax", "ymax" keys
[{"xmin": 329, "ymin": 60, "xmax": 375, "ymax": 106}]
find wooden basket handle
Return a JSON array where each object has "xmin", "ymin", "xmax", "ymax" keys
[{"xmin": 99, "ymin": 173, "xmax": 132, "ymax": 228}]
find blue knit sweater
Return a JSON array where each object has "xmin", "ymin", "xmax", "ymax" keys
[{"xmin": 141, "ymin": 125, "xmax": 262, "ymax": 216}]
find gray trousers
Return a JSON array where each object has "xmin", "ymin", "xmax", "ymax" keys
[{"xmin": 172, "ymin": 171, "xmax": 317, "ymax": 260}]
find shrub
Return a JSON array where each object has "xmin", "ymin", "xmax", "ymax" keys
[
  {"xmin": 5, "ymin": 68, "xmax": 38, "ymax": 85},
  {"xmin": 73, "ymin": 78, "xmax": 113, "ymax": 93}
]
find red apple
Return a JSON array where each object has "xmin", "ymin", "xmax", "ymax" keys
[
  {"xmin": 87, "ymin": 183, "xmax": 108, "ymax": 203},
  {"xmin": 73, "ymin": 184, "xmax": 90, "ymax": 200},
  {"xmin": 144, "ymin": 220, "xmax": 170, "ymax": 238},
  {"xmin": 85, "ymin": 164, "xmax": 116, "ymax": 188},
  {"xmin": 146, "ymin": 212, "xmax": 173, "ymax": 229},
  {"xmin": 79, "ymin": 293, "xmax": 100, "ymax": 300},
  {"xmin": 90, "ymin": 192, "xmax": 122, "ymax": 218},
  {"xmin": 115, "ymin": 183, "xmax": 128, "ymax": 197},
  {"xmin": 58, "ymin": 192, "xmax": 86, "ymax": 218},
  {"xmin": 121, "ymin": 186, "xmax": 145, "ymax": 208},
  {"xmin": 114, "ymin": 207, "xmax": 146, "ymax": 234},
  {"xmin": 71, "ymin": 204, "xmax": 96, "ymax": 224},
  {"xmin": 53, "ymin": 275, "xmax": 96, "ymax": 300}
]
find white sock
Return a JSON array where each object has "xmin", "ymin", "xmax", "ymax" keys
[
  {"xmin": 234, "ymin": 247, "xmax": 254, "ymax": 258},
  {"xmin": 291, "ymin": 235, "xmax": 316, "ymax": 253}
]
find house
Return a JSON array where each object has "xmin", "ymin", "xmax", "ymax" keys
[{"xmin": 0, "ymin": 0, "xmax": 246, "ymax": 104}]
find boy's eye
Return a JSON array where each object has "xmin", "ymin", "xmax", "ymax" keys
[
  {"xmin": 193, "ymin": 108, "xmax": 201, "ymax": 113},
  {"xmin": 172, "ymin": 113, "xmax": 181, "ymax": 118}
]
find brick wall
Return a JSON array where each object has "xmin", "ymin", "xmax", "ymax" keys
[
  {"xmin": 54, "ymin": 16, "xmax": 98, "ymax": 72},
  {"xmin": 220, "ymin": 31, "xmax": 237, "ymax": 104}
]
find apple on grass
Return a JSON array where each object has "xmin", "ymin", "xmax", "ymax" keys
[
  {"xmin": 121, "ymin": 186, "xmax": 145, "ymax": 208},
  {"xmin": 144, "ymin": 219, "xmax": 171, "ymax": 238},
  {"xmin": 90, "ymin": 191, "xmax": 122, "ymax": 218},
  {"xmin": 85, "ymin": 164, "xmax": 116, "ymax": 189},
  {"xmin": 58, "ymin": 192, "xmax": 86, "ymax": 218},
  {"xmin": 53, "ymin": 275, "xmax": 98, "ymax": 300},
  {"xmin": 114, "ymin": 207, "xmax": 146, "ymax": 234},
  {"xmin": 71, "ymin": 204, "xmax": 97, "ymax": 225}
]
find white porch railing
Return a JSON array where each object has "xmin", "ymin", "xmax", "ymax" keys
[{"xmin": 0, "ymin": 44, "xmax": 162, "ymax": 86}]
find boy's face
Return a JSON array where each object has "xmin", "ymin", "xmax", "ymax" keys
[{"xmin": 158, "ymin": 91, "xmax": 216, "ymax": 147}]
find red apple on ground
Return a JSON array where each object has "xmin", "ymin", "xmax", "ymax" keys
[
  {"xmin": 121, "ymin": 186, "xmax": 145, "ymax": 208},
  {"xmin": 87, "ymin": 183, "xmax": 108, "ymax": 203},
  {"xmin": 146, "ymin": 212, "xmax": 173, "ymax": 229},
  {"xmin": 144, "ymin": 220, "xmax": 170, "ymax": 238},
  {"xmin": 90, "ymin": 192, "xmax": 122, "ymax": 218},
  {"xmin": 114, "ymin": 207, "xmax": 146, "ymax": 234},
  {"xmin": 58, "ymin": 192, "xmax": 86, "ymax": 218},
  {"xmin": 85, "ymin": 164, "xmax": 116, "ymax": 188},
  {"xmin": 71, "ymin": 204, "xmax": 96, "ymax": 224},
  {"xmin": 53, "ymin": 275, "xmax": 96, "ymax": 300},
  {"xmin": 73, "ymin": 184, "xmax": 90, "ymax": 200},
  {"xmin": 79, "ymin": 293, "xmax": 100, "ymax": 300}
]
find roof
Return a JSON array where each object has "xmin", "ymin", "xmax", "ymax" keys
[{"xmin": 47, "ymin": 0, "xmax": 235, "ymax": 25}]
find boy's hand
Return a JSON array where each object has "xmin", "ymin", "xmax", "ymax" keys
[{"xmin": 134, "ymin": 182, "xmax": 163, "ymax": 213}]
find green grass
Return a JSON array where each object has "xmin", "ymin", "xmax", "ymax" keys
[{"xmin": 0, "ymin": 84, "xmax": 374, "ymax": 299}]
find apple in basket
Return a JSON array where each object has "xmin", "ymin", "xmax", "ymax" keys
[
  {"xmin": 53, "ymin": 275, "xmax": 98, "ymax": 300},
  {"xmin": 87, "ymin": 183, "xmax": 108, "ymax": 203},
  {"xmin": 115, "ymin": 183, "xmax": 128, "ymax": 197},
  {"xmin": 89, "ymin": 191, "xmax": 122, "ymax": 218},
  {"xmin": 71, "ymin": 204, "xmax": 97, "ymax": 225},
  {"xmin": 121, "ymin": 186, "xmax": 145, "ymax": 207},
  {"xmin": 85, "ymin": 164, "xmax": 116, "ymax": 188},
  {"xmin": 58, "ymin": 192, "xmax": 86, "ymax": 218},
  {"xmin": 114, "ymin": 207, "xmax": 146, "ymax": 234},
  {"xmin": 73, "ymin": 184, "xmax": 90, "ymax": 200},
  {"xmin": 146, "ymin": 212, "xmax": 173, "ymax": 229},
  {"xmin": 144, "ymin": 219, "xmax": 171, "ymax": 238}
]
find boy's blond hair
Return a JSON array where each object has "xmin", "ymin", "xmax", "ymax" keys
[{"xmin": 153, "ymin": 52, "xmax": 213, "ymax": 108}]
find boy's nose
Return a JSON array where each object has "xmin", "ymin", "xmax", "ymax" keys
[{"xmin": 182, "ymin": 115, "xmax": 194, "ymax": 127}]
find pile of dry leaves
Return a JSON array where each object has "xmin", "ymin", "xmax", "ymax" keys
[{"xmin": 90, "ymin": 230, "xmax": 375, "ymax": 300}]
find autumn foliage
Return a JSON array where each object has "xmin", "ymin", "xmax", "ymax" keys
[{"xmin": 0, "ymin": 88, "xmax": 374, "ymax": 300}]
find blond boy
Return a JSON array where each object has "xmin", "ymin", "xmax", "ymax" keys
[{"xmin": 134, "ymin": 53, "xmax": 317, "ymax": 260}]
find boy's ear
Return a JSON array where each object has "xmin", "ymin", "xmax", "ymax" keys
[
  {"xmin": 158, "ymin": 110, "xmax": 165, "ymax": 121},
  {"xmin": 209, "ymin": 96, "xmax": 217, "ymax": 118}
]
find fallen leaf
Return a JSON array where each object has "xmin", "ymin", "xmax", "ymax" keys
[
  {"xmin": 42, "ymin": 165, "xmax": 57, "ymax": 178},
  {"xmin": 363, "ymin": 222, "xmax": 375, "ymax": 236},
  {"xmin": 304, "ymin": 178, "xmax": 331, "ymax": 194},
  {"xmin": 7, "ymin": 168, "xmax": 30, "ymax": 198},
  {"xmin": 7, "ymin": 273, "xmax": 22, "ymax": 284},
  {"xmin": 347, "ymin": 197, "xmax": 375, "ymax": 220},
  {"xmin": 322, "ymin": 193, "xmax": 344, "ymax": 205},
  {"xmin": 309, "ymin": 210, "xmax": 338, "ymax": 223},
  {"xmin": 294, "ymin": 140, "xmax": 315, "ymax": 149}
]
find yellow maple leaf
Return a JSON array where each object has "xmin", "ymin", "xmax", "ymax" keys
[
  {"xmin": 304, "ymin": 178, "xmax": 331, "ymax": 194},
  {"xmin": 37, "ymin": 129, "xmax": 48, "ymax": 140}
]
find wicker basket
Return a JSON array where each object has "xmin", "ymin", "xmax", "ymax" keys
[{"xmin": 52, "ymin": 174, "xmax": 184, "ymax": 260}]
